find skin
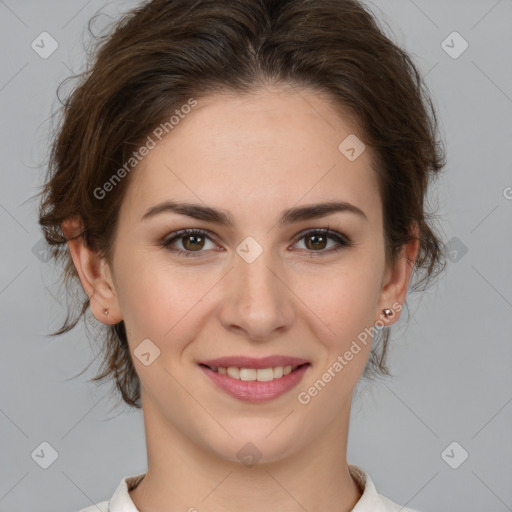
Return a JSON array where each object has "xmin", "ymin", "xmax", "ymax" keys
[{"xmin": 64, "ymin": 83, "xmax": 419, "ymax": 512}]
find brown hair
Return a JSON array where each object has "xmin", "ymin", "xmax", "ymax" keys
[{"xmin": 37, "ymin": 0, "xmax": 447, "ymax": 409}]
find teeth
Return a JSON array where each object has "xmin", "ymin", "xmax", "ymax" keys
[{"xmin": 211, "ymin": 365, "xmax": 300, "ymax": 381}]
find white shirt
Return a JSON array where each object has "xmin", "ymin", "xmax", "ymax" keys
[{"xmin": 78, "ymin": 464, "xmax": 421, "ymax": 512}]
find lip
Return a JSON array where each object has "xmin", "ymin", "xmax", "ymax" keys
[
  {"xmin": 199, "ymin": 363, "xmax": 311, "ymax": 403},
  {"xmin": 199, "ymin": 355, "xmax": 310, "ymax": 369}
]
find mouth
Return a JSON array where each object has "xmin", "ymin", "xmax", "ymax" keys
[{"xmin": 197, "ymin": 361, "xmax": 311, "ymax": 402}]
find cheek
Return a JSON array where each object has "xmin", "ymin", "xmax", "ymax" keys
[
  {"xmin": 113, "ymin": 250, "xmax": 219, "ymax": 362},
  {"xmin": 299, "ymin": 254, "xmax": 383, "ymax": 329},
  {"xmin": 112, "ymin": 250, "xmax": 185, "ymax": 341},
  {"xmin": 295, "ymin": 266, "xmax": 381, "ymax": 397}
]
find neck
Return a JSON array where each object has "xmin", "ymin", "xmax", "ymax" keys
[{"xmin": 129, "ymin": 393, "xmax": 362, "ymax": 512}]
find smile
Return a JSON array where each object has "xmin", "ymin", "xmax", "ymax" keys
[{"xmin": 198, "ymin": 363, "xmax": 311, "ymax": 402}]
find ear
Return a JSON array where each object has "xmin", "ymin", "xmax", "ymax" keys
[
  {"xmin": 376, "ymin": 223, "xmax": 420, "ymax": 325},
  {"xmin": 62, "ymin": 217, "xmax": 122, "ymax": 325}
]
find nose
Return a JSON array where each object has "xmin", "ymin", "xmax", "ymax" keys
[{"xmin": 217, "ymin": 250, "xmax": 295, "ymax": 341}]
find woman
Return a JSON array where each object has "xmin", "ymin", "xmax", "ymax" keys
[{"xmin": 38, "ymin": 0, "xmax": 446, "ymax": 510}]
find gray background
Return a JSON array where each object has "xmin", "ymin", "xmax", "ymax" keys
[{"xmin": 1, "ymin": 0, "xmax": 511, "ymax": 511}]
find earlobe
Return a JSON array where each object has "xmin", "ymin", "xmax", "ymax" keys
[
  {"xmin": 62, "ymin": 217, "xmax": 121, "ymax": 324},
  {"xmin": 376, "ymin": 224, "xmax": 420, "ymax": 325}
]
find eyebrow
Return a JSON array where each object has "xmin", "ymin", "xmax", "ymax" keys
[{"xmin": 141, "ymin": 200, "xmax": 368, "ymax": 225}]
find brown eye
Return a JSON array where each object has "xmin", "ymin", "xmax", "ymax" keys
[
  {"xmin": 181, "ymin": 233, "xmax": 206, "ymax": 251},
  {"xmin": 161, "ymin": 227, "xmax": 352, "ymax": 258},
  {"xmin": 304, "ymin": 233, "xmax": 328, "ymax": 250},
  {"xmin": 293, "ymin": 228, "xmax": 352, "ymax": 257},
  {"xmin": 162, "ymin": 229, "xmax": 216, "ymax": 256}
]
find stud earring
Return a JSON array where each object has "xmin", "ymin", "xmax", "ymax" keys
[
  {"xmin": 382, "ymin": 308, "xmax": 393, "ymax": 317},
  {"xmin": 104, "ymin": 309, "xmax": 109, "ymax": 316}
]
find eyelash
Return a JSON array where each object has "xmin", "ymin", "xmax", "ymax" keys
[{"xmin": 161, "ymin": 227, "xmax": 353, "ymax": 258}]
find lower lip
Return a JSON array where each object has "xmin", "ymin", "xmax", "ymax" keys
[{"xmin": 199, "ymin": 364, "xmax": 310, "ymax": 403}]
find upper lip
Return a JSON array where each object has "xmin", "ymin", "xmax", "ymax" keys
[{"xmin": 199, "ymin": 355, "xmax": 310, "ymax": 369}]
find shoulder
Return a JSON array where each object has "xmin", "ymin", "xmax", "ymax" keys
[
  {"xmin": 76, "ymin": 500, "xmax": 109, "ymax": 512},
  {"xmin": 349, "ymin": 464, "xmax": 424, "ymax": 512},
  {"xmin": 74, "ymin": 472, "xmax": 145, "ymax": 512}
]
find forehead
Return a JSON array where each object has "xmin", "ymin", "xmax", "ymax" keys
[{"xmin": 123, "ymin": 85, "xmax": 381, "ymax": 226}]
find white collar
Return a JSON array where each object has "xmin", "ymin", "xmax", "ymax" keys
[{"xmin": 81, "ymin": 464, "xmax": 419, "ymax": 512}]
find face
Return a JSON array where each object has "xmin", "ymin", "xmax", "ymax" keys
[{"xmin": 71, "ymin": 84, "xmax": 415, "ymax": 464}]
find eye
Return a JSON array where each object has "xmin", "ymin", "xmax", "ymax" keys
[
  {"xmin": 161, "ymin": 227, "xmax": 352, "ymax": 258},
  {"xmin": 161, "ymin": 229, "xmax": 217, "ymax": 257},
  {"xmin": 291, "ymin": 227, "xmax": 353, "ymax": 257}
]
